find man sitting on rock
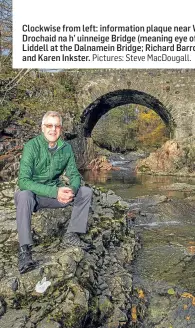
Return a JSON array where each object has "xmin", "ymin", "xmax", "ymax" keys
[{"xmin": 14, "ymin": 111, "xmax": 92, "ymax": 274}]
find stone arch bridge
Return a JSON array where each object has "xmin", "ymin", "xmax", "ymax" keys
[{"xmin": 69, "ymin": 69, "xmax": 195, "ymax": 140}]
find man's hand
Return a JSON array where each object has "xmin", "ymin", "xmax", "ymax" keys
[{"xmin": 57, "ymin": 187, "xmax": 74, "ymax": 204}]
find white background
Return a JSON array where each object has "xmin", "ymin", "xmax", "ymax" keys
[{"xmin": 13, "ymin": 0, "xmax": 195, "ymax": 69}]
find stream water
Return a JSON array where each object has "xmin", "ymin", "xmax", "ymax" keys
[{"xmin": 83, "ymin": 162, "xmax": 195, "ymax": 327}]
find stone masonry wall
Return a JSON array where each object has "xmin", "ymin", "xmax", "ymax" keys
[{"xmin": 70, "ymin": 69, "xmax": 195, "ymax": 140}]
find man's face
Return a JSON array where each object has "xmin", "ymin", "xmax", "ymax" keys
[{"xmin": 42, "ymin": 115, "xmax": 62, "ymax": 146}]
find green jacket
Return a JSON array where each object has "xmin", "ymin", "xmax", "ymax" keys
[{"xmin": 18, "ymin": 133, "xmax": 81, "ymax": 198}]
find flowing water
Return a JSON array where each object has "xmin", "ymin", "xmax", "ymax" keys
[{"xmin": 83, "ymin": 164, "xmax": 195, "ymax": 327}]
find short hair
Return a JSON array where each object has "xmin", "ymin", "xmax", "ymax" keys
[{"xmin": 42, "ymin": 111, "xmax": 62, "ymax": 125}]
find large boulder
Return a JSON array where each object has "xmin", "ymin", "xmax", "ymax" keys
[
  {"xmin": 136, "ymin": 139, "xmax": 195, "ymax": 176},
  {"xmin": 0, "ymin": 181, "xmax": 139, "ymax": 328}
]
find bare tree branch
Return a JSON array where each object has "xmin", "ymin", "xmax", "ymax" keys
[{"xmin": 0, "ymin": 69, "xmax": 32, "ymax": 105}]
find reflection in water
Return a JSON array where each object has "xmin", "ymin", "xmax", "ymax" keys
[
  {"xmin": 82, "ymin": 169, "xmax": 195, "ymax": 199},
  {"xmin": 81, "ymin": 170, "xmax": 111, "ymax": 184}
]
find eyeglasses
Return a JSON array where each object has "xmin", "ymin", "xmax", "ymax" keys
[{"xmin": 44, "ymin": 124, "xmax": 62, "ymax": 129}]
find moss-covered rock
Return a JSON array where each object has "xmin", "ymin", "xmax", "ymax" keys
[{"xmin": 0, "ymin": 181, "xmax": 138, "ymax": 327}]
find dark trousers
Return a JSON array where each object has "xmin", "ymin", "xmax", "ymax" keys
[{"xmin": 14, "ymin": 186, "xmax": 92, "ymax": 246}]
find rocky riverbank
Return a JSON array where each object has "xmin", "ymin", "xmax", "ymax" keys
[
  {"xmin": 129, "ymin": 191, "xmax": 195, "ymax": 328},
  {"xmin": 136, "ymin": 139, "xmax": 195, "ymax": 177},
  {"xmin": 0, "ymin": 180, "xmax": 142, "ymax": 328}
]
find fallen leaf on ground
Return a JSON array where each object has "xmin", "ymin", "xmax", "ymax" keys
[{"xmin": 131, "ymin": 305, "xmax": 137, "ymax": 322}]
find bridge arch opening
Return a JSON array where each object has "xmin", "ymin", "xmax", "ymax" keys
[{"xmin": 80, "ymin": 89, "xmax": 174, "ymax": 138}]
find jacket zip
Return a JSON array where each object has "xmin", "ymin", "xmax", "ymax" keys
[{"xmin": 49, "ymin": 143, "xmax": 66, "ymax": 181}]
